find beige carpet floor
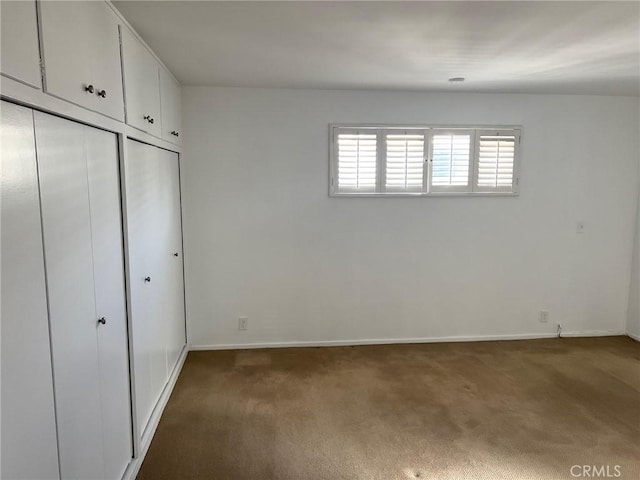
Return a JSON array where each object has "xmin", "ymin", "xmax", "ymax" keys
[{"xmin": 137, "ymin": 337, "xmax": 640, "ymax": 480}]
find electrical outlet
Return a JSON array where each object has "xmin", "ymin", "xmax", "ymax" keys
[
  {"xmin": 238, "ymin": 316, "xmax": 248, "ymax": 331},
  {"xmin": 539, "ymin": 310, "xmax": 549, "ymax": 323}
]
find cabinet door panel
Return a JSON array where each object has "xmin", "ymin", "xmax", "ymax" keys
[
  {"xmin": 39, "ymin": 1, "xmax": 124, "ymax": 121},
  {"xmin": 121, "ymin": 28, "xmax": 161, "ymax": 136},
  {"xmin": 35, "ymin": 112, "xmax": 106, "ymax": 480},
  {"xmin": 160, "ymin": 68, "xmax": 182, "ymax": 145},
  {"xmin": 88, "ymin": 1, "xmax": 125, "ymax": 121},
  {"xmin": 1, "ymin": 102, "xmax": 60, "ymax": 480},
  {"xmin": 0, "ymin": 1, "xmax": 41, "ymax": 88},
  {"xmin": 125, "ymin": 139, "xmax": 168, "ymax": 435},
  {"xmin": 40, "ymin": 1, "xmax": 95, "ymax": 111},
  {"xmin": 159, "ymin": 150, "xmax": 186, "ymax": 372},
  {"xmin": 85, "ymin": 127, "xmax": 132, "ymax": 480}
]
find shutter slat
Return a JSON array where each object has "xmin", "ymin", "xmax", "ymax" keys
[
  {"xmin": 476, "ymin": 135, "xmax": 516, "ymax": 189},
  {"xmin": 337, "ymin": 133, "xmax": 377, "ymax": 191},
  {"xmin": 385, "ymin": 133, "xmax": 425, "ymax": 191}
]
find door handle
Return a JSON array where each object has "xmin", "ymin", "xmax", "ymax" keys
[
  {"xmin": 84, "ymin": 84, "xmax": 95, "ymax": 94},
  {"xmin": 97, "ymin": 89, "xmax": 107, "ymax": 98},
  {"xmin": 97, "ymin": 317, "xmax": 106, "ymax": 325},
  {"xmin": 173, "ymin": 252, "xmax": 179, "ymax": 257},
  {"xmin": 144, "ymin": 276, "xmax": 151, "ymax": 282}
]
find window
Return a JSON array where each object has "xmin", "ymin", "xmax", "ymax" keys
[
  {"xmin": 330, "ymin": 125, "xmax": 521, "ymax": 196},
  {"xmin": 336, "ymin": 130, "xmax": 377, "ymax": 193}
]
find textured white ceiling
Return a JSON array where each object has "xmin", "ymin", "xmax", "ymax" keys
[{"xmin": 113, "ymin": 1, "xmax": 640, "ymax": 95}]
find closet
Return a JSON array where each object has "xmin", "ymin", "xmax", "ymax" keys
[
  {"xmin": 124, "ymin": 140, "xmax": 186, "ymax": 436},
  {"xmin": 1, "ymin": 101, "xmax": 133, "ymax": 480},
  {"xmin": 1, "ymin": 2, "xmax": 187, "ymax": 477}
]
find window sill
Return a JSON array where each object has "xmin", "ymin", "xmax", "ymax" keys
[{"xmin": 329, "ymin": 192, "xmax": 520, "ymax": 198}]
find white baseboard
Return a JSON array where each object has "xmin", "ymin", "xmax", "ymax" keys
[
  {"xmin": 121, "ymin": 343, "xmax": 189, "ymax": 480},
  {"xmin": 627, "ymin": 332, "xmax": 640, "ymax": 342},
  {"xmin": 559, "ymin": 330, "xmax": 626, "ymax": 338},
  {"xmin": 190, "ymin": 330, "xmax": 626, "ymax": 351}
]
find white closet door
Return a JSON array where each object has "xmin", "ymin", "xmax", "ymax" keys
[
  {"xmin": 125, "ymin": 139, "xmax": 169, "ymax": 435},
  {"xmin": 1, "ymin": 102, "xmax": 60, "ymax": 480},
  {"xmin": 159, "ymin": 149, "xmax": 186, "ymax": 373},
  {"xmin": 85, "ymin": 127, "xmax": 132, "ymax": 480},
  {"xmin": 35, "ymin": 112, "xmax": 106, "ymax": 480}
]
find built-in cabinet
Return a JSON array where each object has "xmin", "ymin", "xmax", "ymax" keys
[
  {"xmin": 39, "ymin": 1, "xmax": 125, "ymax": 121},
  {"xmin": 1, "ymin": 1, "xmax": 182, "ymax": 145},
  {"xmin": 1, "ymin": 2, "xmax": 187, "ymax": 478},
  {"xmin": 1, "ymin": 102, "xmax": 60, "ymax": 480},
  {"xmin": 0, "ymin": 1, "xmax": 41, "ymax": 88},
  {"xmin": 121, "ymin": 27, "xmax": 162, "ymax": 137},
  {"xmin": 125, "ymin": 140, "xmax": 186, "ymax": 435},
  {"xmin": 160, "ymin": 67, "xmax": 183, "ymax": 144}
]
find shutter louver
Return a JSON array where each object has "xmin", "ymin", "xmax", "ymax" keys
[
  {"xmin": 337, "ymin": 132, "xmax": 377, "ymax": 192},
  {"xmin": 385, "ymin": 133, "xmax": 425, "ymax": 192},
  {"xmin": 477, "ymin": 133, "xmax": 516, "ymax": 191},
  {"xmin": 431, "ymin": 133, "xmax": 472, "ymax": 189}
]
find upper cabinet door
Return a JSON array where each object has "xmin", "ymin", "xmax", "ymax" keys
[
  {"xmin": 39, "ymin": 1, "xmax": 124, "ymax": 121},
  {"xmin": 160, "ymin": 68, "xmax": 182, "ymax": 145},
  {"xmin": 0, "ymin": 1, "xmax": 42, "ymax": 88},
  {"xmin": 121, "ymin": 27, "xmax": 162, "ymax": 137}
]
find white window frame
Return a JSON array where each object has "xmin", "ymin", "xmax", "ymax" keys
[{"xmin": 330, "ymin": 124, "xmax": 522, "ymax": 197}]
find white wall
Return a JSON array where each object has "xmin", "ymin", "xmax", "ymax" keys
[
  {"xmin": 627, "ymin": 195, "xmax": 640, "ymax": 340},
  {"xmin": 182, "ymin": 87, "xmax": 639, "ymax": 348}
]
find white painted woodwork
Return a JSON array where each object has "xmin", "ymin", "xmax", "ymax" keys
[
  {"xmin": 0, "ymin": 1, "xmax": 41, "ymax": 88},
  {"xmin": 124, "ymin": 140, "xmax": 186, "ymax": 435},
  {"xmin": 125, "ymin": 139, "xmax": 168, "ymax": 435},
  {"xmin": 159, "ymin": 149, "xmax": 187, "ymax": 371},
  {"xmin": 36, "ymin": 112, "xmax": 106, "ymax": 480},
  {"xmin": 85, "ymin": 126, "xmax": 133, "ymax": 480},
  {"xmin": 121, "ymin": 27, "xmax": 162, "ymax": 137},
  {"xmin": 159, "ymin": 68, "xmax": 182, "ymax": 145},
  {"xmin": 35, "ymin": 111, "xmax": 132, "ymax": 480},
  {"xmin": 39, "ymin": 1, "xmax": 124, "ymax": 121},
  {"xmin": 0, "ymin": 101, "xmax": 60, "ymax": 480}
]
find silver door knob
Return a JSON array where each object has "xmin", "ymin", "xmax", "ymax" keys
[{"xmin": 97, "ymin": 317, "xmax": 106, "ymax": 325}]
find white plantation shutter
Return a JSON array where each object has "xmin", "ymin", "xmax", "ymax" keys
[
  {"xmin": 330, "ymin": 125, "xmax": 521, "ymax": 196},
  {"xmin": 429, "ymin": 131, "xmax": 473, "ymax": 192},
  {"xmin": 335, "ymin": 130, "xmax": 378, "ymax": 193},
  {"xmin": 475, "ymin": 130, "xmax": 519, "ymax": 192},
  {"xmin": 384, "ymin": 132, "xmax": 425, "ymax": 192}
]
